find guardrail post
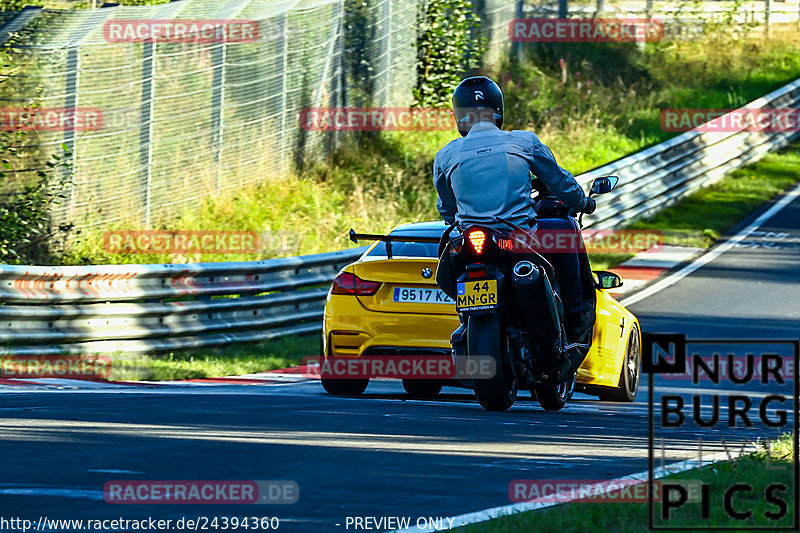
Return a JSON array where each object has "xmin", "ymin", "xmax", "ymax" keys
[
  {"xmin": 558, "ymin": 0, "xmax": 568, "ymax": 18},
  {"xmin": 139, "ymin": 41, "xmax": 155, "ymax": 227}
]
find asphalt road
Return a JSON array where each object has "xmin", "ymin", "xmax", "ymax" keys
[{"xmin": 1, "ymin": 188, "xmax": 799, "ymax": 532}]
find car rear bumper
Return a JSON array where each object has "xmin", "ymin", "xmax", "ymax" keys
[{"xmin": 323, "ymin": 294, "xmax": 458, "ymax": 358}]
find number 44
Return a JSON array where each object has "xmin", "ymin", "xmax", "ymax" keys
[{"xmin": 473, "ymin": 282, "xmax": 490, "ymax": 292}]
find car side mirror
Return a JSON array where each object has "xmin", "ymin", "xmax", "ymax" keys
[
  {"xmin": 594, "ymin": 270, "xmax": 623, "ymax": 290},
  {"xmin": 590, "ymin": 176, "xmax": 619, "ymax": 195}
]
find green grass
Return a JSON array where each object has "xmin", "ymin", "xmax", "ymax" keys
[
  {"xmin": 456, "ymin": 433, "xmax": 796, "ymax": 533},
  {"xmin": 54, "ymin": 26, "xmax": 800, "ymax": 265},
  {"xmin": 583, "ymin": 141, "xmax": 800, "ymax": 270},
  {"xmin": 106, "ymin": 334, "xmax": 317, "ymax": 381},
  {"xmin": 627, "ymin": 142, "xmax": 800, "ymax": 248}
]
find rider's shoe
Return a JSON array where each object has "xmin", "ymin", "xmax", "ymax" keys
[
  {"xmin": 549, "ymin": 355, "xmax": 572, "ymax": 383},
  {"xmin": 566, "ymin": 308, "xmax": 593, "ymax": 343},
  {"xmin": 531, "ymin": 352, "xmax": 572, "ymax": 384}
]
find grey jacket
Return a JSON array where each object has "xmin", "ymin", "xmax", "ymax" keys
[{"xmin": 433, "ymin": 121, "xmax": 588, "ymax": 230}]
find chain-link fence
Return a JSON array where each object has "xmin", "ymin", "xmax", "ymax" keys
[
  {"xmin": 0, "ymin": 0, "xmax": 418, "ymax": 230},
  {"xmin": 6, "ymin": 0, "xmax": 790, "ymax": 234},
  {"xmin": 0, "ymin": 0, "xmax": 520, "ymax": 231}
]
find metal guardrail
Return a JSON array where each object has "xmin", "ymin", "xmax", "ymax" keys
[
  {"xmin": 1, "ymin": 78, "xmax": 799, "ymax": 356},
  {"xmin": 0, "ymin": 247, "xmax": 366, "ymax": 356},
  {"xmin": 580, "ymin": 77, "xmax": 800, "ymax": 228}
]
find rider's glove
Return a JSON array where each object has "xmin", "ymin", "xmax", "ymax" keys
[{"xmin": 582, "ymin": 197, "xmax": 597, "ymax": 215}]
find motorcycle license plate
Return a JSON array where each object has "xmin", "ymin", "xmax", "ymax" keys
[{"xmin": 456, "ymin": 279, "xmax": 498, "ymax": 311}]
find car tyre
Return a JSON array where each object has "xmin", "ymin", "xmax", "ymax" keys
[
  {"xmin": 322, "ymin": 378, "xmax": 369, "ymax": 396},
  {"xmin": 597, "ymin": 324, "xmax": 640, "ymax": 402},
  {"xmin": 402, "ymin": 379, "xmax": 443, "ymax": 398}
]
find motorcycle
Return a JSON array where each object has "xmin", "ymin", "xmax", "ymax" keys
[{"xmin": 442, "ymin": 175, "xmax": 620, "ymax": 411}]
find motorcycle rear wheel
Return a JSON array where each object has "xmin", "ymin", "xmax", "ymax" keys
[
  {"xmin": 534, "ymin": 372, "xmax": 575, "ymax": 411},
  {"xmin": 467, "ymin": 314, "xmax": 517, "ymax": 411}
]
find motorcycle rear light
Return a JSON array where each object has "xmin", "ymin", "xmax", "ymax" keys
[
  {"xmin": 467, "ymin": 229, "xmax": 486, "ymax": 254},
  {"xmin": 467, "ymin": 269, "xmax": 487, "ymax": 278},
  {"xmin": 331, "ymin": 272, "xmax": 381, "ymax": 296}
]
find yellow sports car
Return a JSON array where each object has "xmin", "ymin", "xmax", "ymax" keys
[{"xmin": 321, "ymin": 221, "xmax": 641, "ymax": 402}]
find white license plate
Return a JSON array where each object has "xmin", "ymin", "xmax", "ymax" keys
[{"xmin": 393, "ymin": 287, "xmax": 454, "ymax": 304}]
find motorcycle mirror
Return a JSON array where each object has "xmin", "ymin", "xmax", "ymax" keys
[{"xmin": 590, "ymin": 176, "xmax": 619, "ymax": 195}]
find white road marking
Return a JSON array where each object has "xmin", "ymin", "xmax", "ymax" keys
[
  {"xmin": 86, "ymin": 469, "xmax": 144, "ymax": 475},
  {"xmin": 395, "ymin": 452, "xmax": 733, "ymax": 532},
  {"xmin": 620, "ymin": 246, "xmax": 703, "ymax": 269},
  {"xmin": 4, "ymin": 378, "xmax": 126, "ymax": 389},
  {"xmin": 0, "ymin": 486, "xmax": 105, "ymax": 500},
  {"xmin": 620, "ymin": 181, "xmax": 800, "ymax": 306}
]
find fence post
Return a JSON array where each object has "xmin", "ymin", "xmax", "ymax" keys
[
  {"xmin": 559, "ymin": 0, "xmax": 568, "ymax": 18},
  {"xmin": 211, "ymin": 41, "xmax": 226, "ymax": 193},
  {"xmin": 594, "ymin": 0, "xmax": 604, "ymax": 18},
  {"xmin": 139, "ymin": 42, "xmax": 155, "ymax": 227},
  {"xmin": 63, "ymin": 46, "xmax": 79, "ymax": 214},
  {"xmin": 280, "ymin": 13, "xmax": 289, "ymax": 175},
  {"xmin": 513, "ymin": 0, "xmax": 524, "ymax": 62},
  {"xmin": 764, "ymin": 0, "xmax": 771, "ymax": 38}
]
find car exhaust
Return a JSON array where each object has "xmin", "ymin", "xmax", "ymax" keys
[{"xmin": 511, "ymin": 261, "xmax": 561, "ymax": 354}]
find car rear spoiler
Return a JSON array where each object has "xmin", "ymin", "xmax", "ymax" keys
[{"xmin": 349, "ymin": 228, "xmax": 441, "ymax": 259}]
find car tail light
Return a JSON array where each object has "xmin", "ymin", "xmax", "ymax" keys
[
  {"xmin": 467, "ymin": 229, "xmax": 487, "ymax": 254},
  {"xmin": 331, "ymin": 272, "xmax": 381, "ymax": 296}
]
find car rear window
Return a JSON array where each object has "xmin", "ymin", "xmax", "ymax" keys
[{"xmin": 365, "ymin": 239, "xmax": 439, "ymax": 258}]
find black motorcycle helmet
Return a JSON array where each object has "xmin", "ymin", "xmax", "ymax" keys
[{"xmin": 452, "ymin": 76, "xmax": 504, "ymax": 137}]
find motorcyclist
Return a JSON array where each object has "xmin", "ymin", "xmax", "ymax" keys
[{"xmin": 433, "ymin": 76, "xmax": 595, "ymax": 343}]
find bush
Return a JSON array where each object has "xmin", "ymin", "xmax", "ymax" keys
[
  {"xmin": 0, "ymin": 42, "xmax": 73, "ymax": 264},
  {"xmin": 413, "ymin": 0, "xmax": 485, "ymax": 107},
  {"xmin": 0, "ymin": 141, "xmax": 72, "ymax": 264}
]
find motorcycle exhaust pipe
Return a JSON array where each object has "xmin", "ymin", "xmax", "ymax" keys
[{"xmin": 511, "ymin": 261, "xmax": 561, "ymax": 352}]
